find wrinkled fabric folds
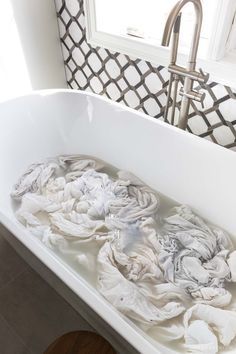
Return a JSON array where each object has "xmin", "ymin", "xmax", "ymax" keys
[
  {"xmin": 11, "ymin": 155, "xmax": 236, "ymax": 353},
  {"xmin": 157, "ymin": 205, "xmax": 235, "ymax": 307}
]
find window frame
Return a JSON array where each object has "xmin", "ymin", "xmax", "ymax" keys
[{"xmin": 84, "ymin": 0, "xmax": 236, "ymax": 88}]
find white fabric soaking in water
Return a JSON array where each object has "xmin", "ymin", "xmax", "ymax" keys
[{"xmin": 11, "ymin": 155, "xmax": 236, "ymax": 353}]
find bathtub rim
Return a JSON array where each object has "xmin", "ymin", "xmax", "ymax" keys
[{"xmin": 0, "ymin": 87, "xmax": 235, "ymax": 160}]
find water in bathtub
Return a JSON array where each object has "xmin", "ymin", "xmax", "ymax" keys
[{"xmin": 11, "ymin": 154, "xmax": 236, "ymax": 354}]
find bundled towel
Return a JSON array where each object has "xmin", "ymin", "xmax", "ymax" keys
[{"xmin": 157, "ymin": 205, "xmax": 236, "ymax": 307}]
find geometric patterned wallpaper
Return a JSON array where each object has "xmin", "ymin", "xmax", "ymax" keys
[{"xmin": 54, "ymin": 0, "xmax": 236, "ymax": 149}]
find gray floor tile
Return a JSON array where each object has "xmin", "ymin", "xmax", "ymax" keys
[
  {"xmin": 0, "ymin": 313, "xmax": 32, "ymax": 354},
  {"xmin": 0, "ymin": 268, "xmax": 93, "ymax": 354},
  {"xmin": 0, "ymin": 233, "xmax": 29, "ymax": 290}
]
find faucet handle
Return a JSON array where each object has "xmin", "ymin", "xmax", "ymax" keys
[
  {"xmin": 193, "ymin": 90, "xmax": 206, "ymax": 108},
  {"xmin": 200, "ymin": 96, "xmax": 205, "ymax": 109},
  {"xmin": 199, "ymin": 68, "xmax": 209, "ymax": 84},
  {"xmin": 179, "ymin": 88, "xmax": 206, "ymax": 108},
  {"xmin": 194, "ymin": 90, "xmax": 205, "ymax": 109}
]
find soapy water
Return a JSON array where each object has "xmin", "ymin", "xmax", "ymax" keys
[{"xmin": 11, "ymin": 155, "xmax": 236, "ymax": 354}]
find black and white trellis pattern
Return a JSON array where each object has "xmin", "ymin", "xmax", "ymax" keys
[{"xmin": 55, "ymin": 0, "xmax": 236, "ymax": 149}]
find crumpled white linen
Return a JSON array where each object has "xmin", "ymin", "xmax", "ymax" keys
[
  {"xmin": 97, "ymin": 216, "xmax": 186, "ymax": 326},
  {"xmin": 97, "ymin": 240, "xmax": 185, "ymax": 326},
  {"xmin": 13, "ymin": 155, "xmax": 185, "ymax": 326},
  {"xmin": 11, "ymin": 160, "xmax": 59, "ymax": 200},
  {"xmin": 227, "ymin": 250, "xmax": 236, "ymax": 282},
  {"xmin": 184, "ymin": 304, "xmax": 236, "ymax": 348},
  {"xmin": 184, "ymin": 319, "xmax": 218, "ymax": 354},
  {"xmin": 157, "ymin": 205, "xmax": 236, "ymax": 307},
  {"xmin": 11, "ymin": 155, "xmax": 105, "ymax": 200},
  {"xmin": 11, "ymin": 155, "xmax": 236, "ymax": 353}
]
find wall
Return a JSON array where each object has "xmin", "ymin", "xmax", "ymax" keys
[
  {"xmin": 54, "ymin": 0, "xmax": 236, "ymax": 149},
  {"xmin": 10, "ymin": 0, "xmax": 66, "ymax": 90},
  {"xmin": 0, "ymin": 0, "xmax": 66, "ymax": 101}
]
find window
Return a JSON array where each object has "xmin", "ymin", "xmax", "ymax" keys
[
  {"xmin": 85, "ymin": 0, "xmax": 236, "ymax": 88},
  {"xmin": 95, "ymin": 0, "xmax": 219, "ymax": 59}
]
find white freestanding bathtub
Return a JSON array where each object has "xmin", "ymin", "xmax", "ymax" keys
[{"xmin": 1, "ymin": 89, "xmax": 236, "ymax": 354}]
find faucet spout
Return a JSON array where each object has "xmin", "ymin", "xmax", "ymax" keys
[
  {"xmin": 162, "ymin": 0, "xmax": 203, "ymax": 66},
  {"xmin": 162, "ymin": 2, "xmax": 183, "ymax": 47}
]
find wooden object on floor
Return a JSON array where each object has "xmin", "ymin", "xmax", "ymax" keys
[{"xmin": 44, "ymin": 331, "xmax": 116, "ymax": 354}]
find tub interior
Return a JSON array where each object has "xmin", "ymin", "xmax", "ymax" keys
[
  {"xmin": 1, "ymin": 91, "xmax": 236, "ymax": 234},
  {"xmin": 1, "ymin": 90, "xmax": 236, "ymax": 353}
]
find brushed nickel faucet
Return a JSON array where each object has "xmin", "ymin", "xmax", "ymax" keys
[{"xmin": 162, "ymin": 0, "xmax": 209, "ymax": 130}]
